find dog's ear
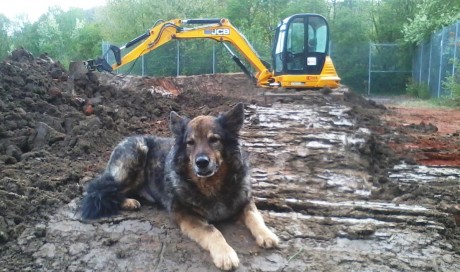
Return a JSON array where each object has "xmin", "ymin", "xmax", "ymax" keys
[
  {"xmin": 170, "ymin": 111, "xmax": 188, "ymax": 136},
  {"xmin": 218, "ymin": 103, "xmax": 244, "ymax": 134}
]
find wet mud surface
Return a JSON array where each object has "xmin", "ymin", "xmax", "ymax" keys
[{"xmin": 1, "ymin": 49, "xmax": 459, "ymax": 271}]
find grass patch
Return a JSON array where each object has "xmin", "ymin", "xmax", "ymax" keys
[
  {"xmin": 398, "ymin": 99, "xmax": 453, "ymax": 108},
  {"xmin": 374, "ymin": 95, "xmax": 460, "ymax": 108},
  {"xmin": 405, "ymin": 78, "xmax": 430, "ymax": 99},
  {"xmin": 402, "ymin": 75, "xmax": 460, "ymax": 108}
]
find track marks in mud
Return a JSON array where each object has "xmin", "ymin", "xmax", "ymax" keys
[
  {"xmin": 241, "ymin": 99, "xmax": 459, "ymax": 272},
  {"xmin": 12, "ymin": 99, "xmax": 460, "ymax": 271}
]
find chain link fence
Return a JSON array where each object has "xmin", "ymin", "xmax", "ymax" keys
[
  {"xmin": 102, "ymin": 39, "xmax": 413, "ymax": 96},
  {"xmin": 367, "ymin": 43, "xmax": 412, "ymax": 96},
  {"xmin": 412, "ymin": 20, "xmax": 460, "ymax": 98},
  {"xmin": 330, "ymin": 42, "xmax": 411, "ymax": 95},
  {"xmin": 101, "ymin": 39, "xmax": 269, "ymax": 77}
]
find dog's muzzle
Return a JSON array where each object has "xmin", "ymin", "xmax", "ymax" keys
[{"xmin": 194, "ymin": 155, "xmax": 217, "ymax": 177}]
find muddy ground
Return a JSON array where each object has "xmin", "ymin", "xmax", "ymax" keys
[{"xmin": 0, "ymin": 49, "xmax": 459, "ymax": 271}]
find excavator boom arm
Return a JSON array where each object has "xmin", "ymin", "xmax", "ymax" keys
[{"xmin": 102, "ymin": 18, "xmax": 273, "ymax": 86}]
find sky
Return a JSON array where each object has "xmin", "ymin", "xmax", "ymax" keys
[{"xmin": 1, "ymin": 0, "xmax": 107, "ymax": 22}]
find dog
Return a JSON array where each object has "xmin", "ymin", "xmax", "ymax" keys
[{"xmin": 80, "ymin": 103, "xmax": 279, "ymax": 270}]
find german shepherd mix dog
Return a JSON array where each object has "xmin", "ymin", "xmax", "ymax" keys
[{"xmin": 80, "ymin": 103, "xmax": 279, "ymax": 270}]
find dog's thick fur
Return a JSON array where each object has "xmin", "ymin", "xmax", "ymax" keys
[{"xmin": 80, "ymin": 103, "xmax": 279, "ymax": 270}]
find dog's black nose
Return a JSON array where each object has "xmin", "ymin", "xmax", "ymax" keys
[{"xmin": 195, "ymin": 156, "xmax": 210, "ymax": 169}]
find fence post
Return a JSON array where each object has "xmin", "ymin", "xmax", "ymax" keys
[
  {"xmin": 428, "ymin": 35, "xmax": 433, "ymax": 94},
  {"xmin": 101, "ymin": 42, "xmax": 105, "ymax": 61},
  {"xmin": 437, "ymin": 28, "xmax": 444, "ymax": 97},
  {"xmin": 419, "ymin": 43, "xmax": 423, "ymax": 83},
  {"xmin": 212, "ymin": 44, "xmax": 216, "ymax": 74},
  {"xmin": 329, "ymin": 40, "xmax": 332, "ymax": 56},
  {"xmin": 176, "ymin": 40, "xmax": 180, "ymax": 76},
  {"xmin": 141, "ymin": 55, "xmax": 144, "ymax": 76},
  {"xmin": 367, "ymin": 42, "xmax": 372, "ymax": 96},
  {"xmin": 453, "ymin": 20, "xmax": 459, "ymax": 88}
]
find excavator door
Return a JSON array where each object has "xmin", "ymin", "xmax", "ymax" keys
[{"xmin": 272, "ymin": 14, "xmax": 339, "ymax": 88}]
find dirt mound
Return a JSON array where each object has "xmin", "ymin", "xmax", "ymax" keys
[
  {"xmin": 0, "ymin": 49, "xmax": 244, "ymax": 245},
  {"xmin": 1, "ymin": 50, "xmax": 253, "ymax": 270}
]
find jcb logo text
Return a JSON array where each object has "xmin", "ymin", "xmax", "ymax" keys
[{"xmin": 205, "ymin": 29, "xmax": 230, "ymax": 35}]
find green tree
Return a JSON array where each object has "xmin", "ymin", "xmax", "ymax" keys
[
  {"xmin": 368, "ymin": 0, "xmax": 415, "ymax": 94},
  {"xmin": 73, "ymin": 22, "xmax": 103, "ymax": 61},
  {"xmin": 10, "ymin": 6, "xmax": 103, "ymax": 67},
  {"xmin": 403, "ymin": 0, "xmax": 460, "ymax": 44},
  {"xmin": 101, "ymin": 0, "xmax": 222, "ymax": 42},
  {"xmin": 225, "ymin": 0, "xmax": 272, "ymax": 62},
  {"xmin": 329, "ymin": 0, "xmax": 372, "ymax": 92},
  {"xmin": 37, "ymin": 12, "xmax": 64, "ymax": 58},
  {"xmin": 10, "ymin": 17, "xmax": 41, "ymax": 56},
  {"xmin": 0, "ymin": 14, "xmax": 11, "ymax": 59},
  {"xmin": 370, "ymin": 0, "xmax": 417, "ymax": 43}
]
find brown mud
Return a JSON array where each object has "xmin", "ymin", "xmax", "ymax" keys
[
  {"xmin": 383, "ymin": 105, "xmax": 460, "ymax": 166},
  {"xmin": 0, "ymin": 49, "xmax": 459, "ymax": 271}
]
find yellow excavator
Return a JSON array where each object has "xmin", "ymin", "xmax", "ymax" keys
[{"xmin": 85, "ymin": 14, "xmax": 340, "ymax": 89}]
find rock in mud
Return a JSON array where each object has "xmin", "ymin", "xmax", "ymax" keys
[
  {"xmin": 0, "ymin": 216, "xmax": 9, "ymax": 243},
  {"xmin": 29, "ymin": 122, "xmax": 65, "ymax": 150}
]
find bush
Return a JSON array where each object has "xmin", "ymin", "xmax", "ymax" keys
[
  {"xmin": 443, "ymin": 76, "xmax": 460, "ymax": 97},
  {"xmin": 406, "ymin": 78, "xmax": 430, "ymax": 99},
  {"xmin": 442, "ymin": 61, "xmax": 460, "ymax": 98}
]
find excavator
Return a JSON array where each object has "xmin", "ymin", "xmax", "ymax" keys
[{"xmin": 84, "ymin": 13, "xmax": 340, "ymax": 89}]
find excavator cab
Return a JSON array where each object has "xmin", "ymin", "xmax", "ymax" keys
[{"xmin": 272, "ymin": 14, "xmax": 339, "ymax": 88}]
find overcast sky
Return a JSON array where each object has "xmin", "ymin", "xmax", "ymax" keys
[{"xmin": 1, "ymin": 0, "xmax": 107, "ymax": 21}]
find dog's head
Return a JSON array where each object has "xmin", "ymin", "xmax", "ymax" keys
[{"xmin": 170, "ymin": 103, "xmax": 244, "ymax": 178}]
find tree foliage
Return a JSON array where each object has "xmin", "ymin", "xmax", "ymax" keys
[
  {"xmin": 403, "ymin": 0, "xmax": 460, "ymax": 44},
  {"xmin": 0, "ymin": 14, "xmax": 11, "ymax": 60},
  {"xmin": 328, "ymin": 0, "xmax": 372, "ymax": 91},
  {"xmin": 370, "ymin": 0, "xmax": 417, "ymax": 43},
  {"xmin": 3, "ymin": 6, "xmax": 102, "ymax": 67},
  {"xmin": 100, "ymin": 0, "xmax": 222, "ymax": 42}
]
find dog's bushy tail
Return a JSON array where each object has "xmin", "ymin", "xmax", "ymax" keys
[{"xmin": 80, "ymin": 174, "xmax": 126, "ymax": 220}]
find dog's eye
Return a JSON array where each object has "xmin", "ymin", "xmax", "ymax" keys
[
  {"xmin": 209, "ymin": 136, "xmax": 220, "ymax": 144},
  {"xmin": 186, "ymin": 139, "xmax": 195, "ymax": 146}
]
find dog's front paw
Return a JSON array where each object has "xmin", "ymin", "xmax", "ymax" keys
[
  {"xmin": 121, "ymin": 198, "xmax": 141, "ymax": 210},
  {"xmin": 210, "ymin": 243, "xmax": 239, "ymax": 271},
  {"xmin": 255, "ymin": 229, "xmax": 279, "ymax": 249}
]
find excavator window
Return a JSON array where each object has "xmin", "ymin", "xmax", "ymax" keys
[
  {"xmin": 273, "ymin": 23, "xmax": 286, "ymax": 73},
  {"xmin": 286, "ymin": 18, "xmax": 305, "ymax": 71},
  {"xmin": 273, "ymin": 14, "xmax": 329, "ymax": 76}
]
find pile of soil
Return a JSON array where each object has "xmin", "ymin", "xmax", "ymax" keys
[{"xmin": 0, "ymin": 49, "xmax": 244, "ymax": 247}]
